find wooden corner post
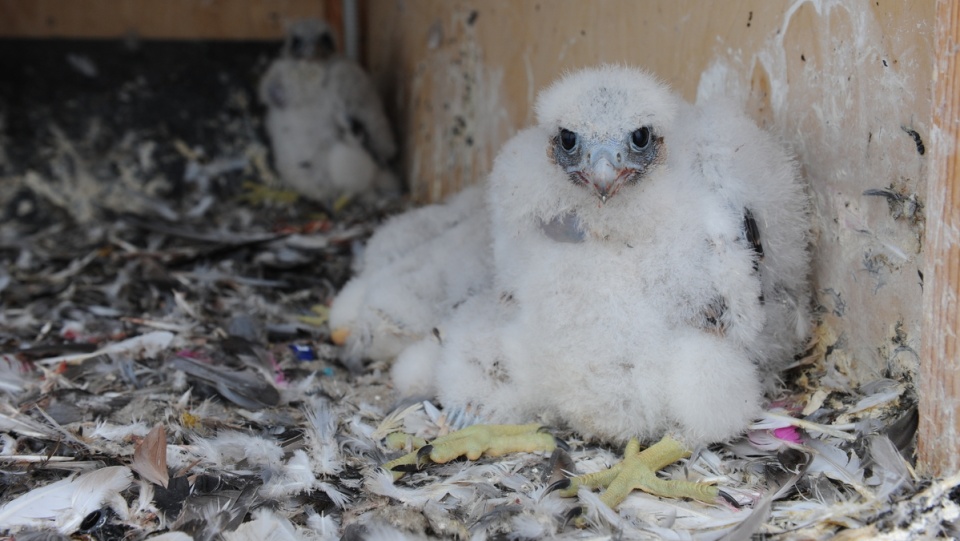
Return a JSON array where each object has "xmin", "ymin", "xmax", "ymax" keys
[{"xmin": 919, "ymin": 0, "xmax": 960, "ymax": 477}]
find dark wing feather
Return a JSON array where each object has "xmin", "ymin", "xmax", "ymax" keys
[
  {"xmin": 743, "ymin": 208, "xmax": 764, "ymax": 261},
  {"xmin": 743, "ymin": 208, "xmax": 765, "ymax": 304}
]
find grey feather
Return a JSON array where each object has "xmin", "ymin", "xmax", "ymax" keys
[{"xmin": 539, "ymin": 212, "xmax": 585, "ymax": 243}]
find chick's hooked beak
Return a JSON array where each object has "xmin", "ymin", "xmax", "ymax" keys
[{"xmin": 585, "ymin": 143, "xmax": 630, "ymax": 204}]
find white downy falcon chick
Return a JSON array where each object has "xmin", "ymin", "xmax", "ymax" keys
[
  {"xmin": 385, "ymin": 65, "xmax": 810, "ymax": 445},
  {"xmin": 337, "ymin": 66, "xmax": 811, "ymax": 506},
  {"xmin": 382, "ymin": 66, "xmax": 810, "ymax": 445},
  {"xmin": 259, "ymin": 19, "xmax": 399, "ymax": 204}
]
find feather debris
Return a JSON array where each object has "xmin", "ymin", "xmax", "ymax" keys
[
  {"xmin": 190, "ymin": 430, "xmax": 285, "ymax": 471},
  {"xmin": 170, "ymin": 355, "xmax": 280, "ymax": 410},
  {"xmin": 171, "ymin": 481, "xmax": 261, "ymax": 541},
  {"xmin": 361, "ymin": 522, "xmax": 433, "ymax": 541},
  {"xmin": 261, "ymin": 449, "xmax": 318, "ymax": 499},
  {"xmin": 716, "ymin": 452, "xmax": 811, "ymax": 540},
  {"xmin": 222, "ymin": 508, "xmax": 308, "ymax": 541},
  {"xmin": 0, "ymin": 355, "xmax": 30, "ymax": 395},
  {"xmin": 366, "ymin": 462, "xmax": 511, "ymax": 508},
  {"xmin": 132, "ymin": 423, "xmax": 169, "ymax": 488},
  {"xmin": 0, "ymin": 408, "xmax": 59, "ymax": 439},
  {"xmin": 34, "ymin": 331, "xmax": 176, "ymax": 366},
  {"xmin": 0, "ymin": 465, "xmax": 133, "ymax": 533},
  {"xmin": 0, "ymin": 455, "xmax": 75, "ymax": 463},
  {"xmin": 370, "ymin": 401, "xmax": 422, "ymax": 441},
  {"xmin": 132, "ymin": 479, "xmax": 158, "ymax": 525},
  {"xmin": 148, "ymin": 532, "xmax": 195, "ymax": 541},
  {"xmin": 302, "ymin": 398, "xmax": 343, "ymax": 475},
  {"xmin": 90, "ymin": 419, "xmax": 152, "ymax": 441},
  {"xmin": 752, "ymin": 410, "xmax": 857, "ymax": 441},
  {"xmin": 259, "ymin": 449, "xmax": 350, "ymax": 508},
  {"xmin": 805, "ymin": 437, "xmax": 871, "ymax": 497},
  {"xmin": 305, "ymin": 512, "xmax": 340, "ymax": 541},
  {"xmin": 847, "ymin": 379, "xmax": 905, "ymax": 415},
  {"xmin": 865, "ymin": 435, "xmax": 915, "ymax": 499}
]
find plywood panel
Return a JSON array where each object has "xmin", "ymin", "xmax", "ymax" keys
[
  {"xmin": 0, "ymin": 0, "xmax": 335, "ymax": 40},
  {"xmin": 366, "ymin": 0, "xmax": 936, "ymax": 454}
]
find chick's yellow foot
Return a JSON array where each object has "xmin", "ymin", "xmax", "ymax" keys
[
  {"xmin": 550, "ymin": 435, "xmax": 719, "ymax": 526},
  {"xmin": 382, "ymin": 423, "xmax": 559, "ymax": 480}
]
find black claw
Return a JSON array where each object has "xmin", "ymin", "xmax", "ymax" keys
[
  {"xmin": 718, "ymin": 489, "xmax": 741, "ymax": 509},
  {"xmin": 536, "ymin": 426, "xmax": 570, "ymax": 451},
  {"xmin": 416, "ymin": 444, "xmax": 434, "ymax": 462},
  {"xmin": 561, "ymin": 506, "xmax": 584, "ymax": 529},
  {"xmin": 546, "ymin": 478, "xmax": 572, "ymax": 494},
  {"xmin": 553, "ymin": 436, "xmax": 570, "ymax": 451},
  {"xmin": 389, "ymin": 464, "xmax": 423, "ymax": 473}
]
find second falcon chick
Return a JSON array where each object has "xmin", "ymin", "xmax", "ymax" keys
[{"xmin": 259, "ymin": 19, "xmax": 399, "ymax": 205}]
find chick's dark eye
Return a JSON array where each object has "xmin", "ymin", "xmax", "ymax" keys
[
  {"xmin": 290, "ymin": 36, "xmax": 305, "ymax": 54},
  {"xmin": 318, "ymin": 33, "xmax": 336, "ymax": 55},
  {"xmin": 631, "ymin": 127, "xmax": 651, "ymax": 150},
  {"xmin": 348, "ymin": 116, "xmax": 365, "ymax": 137},
  {"xmin": 559, "ymin": 129, "xmax": 578, "ymax": 151}
]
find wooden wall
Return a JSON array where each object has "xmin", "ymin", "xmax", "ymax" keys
[
  {"xmin": 919, "ymin": 0, "xmax": 960, "ymax": 478},
  {"xmin": 365, "ymin": 1, "xmax": 951, "ymax": 474},
  {"xmin": 0, "ymin": 0, "xmax": 337, "ymax": 40}
]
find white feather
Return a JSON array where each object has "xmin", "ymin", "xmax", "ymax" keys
[
  {"xmin": 847, "ymin": 379, "xmax": 905, "ymax": 414},
  {"xmin": 260, "ymin": 450, "xmax": 318, "ymax": 499},
  {"xmin": 222, "ymin": 508, "xmax": 305, "ymax": 541},
  {"xmin": 0, "ymin": 465, "xmax": 133, "ymax": 533},
  {"xmin": 0, "ymin": 355, "xmax": 30, "ymax": 394},
  {"xmin": 304, "ymin": 512, "xmax": 340, "ymax": 541},
  {"xmin": 317, "ymin": 481, "xmax": 352, "ymax": 509},
  {"xmin": 365, "ymin": 462, "xmax": 508, "ymax": 508},
  {"xmin": 576, "ymin": 487, "xmax": 623, "ymax": 530},
  {"xmin": 302, "ymin": 398, "xmax": 342, "ymax": 475},
  {"xmin": 363, "ymin": 522, "xmax": 432, "ymax": 541},
  {"xmin": 751, "ymin": 411, "xmax": 856, "ymax": 441},
  {"xmin": 805, "ymin": 438, "xmax": 870, "ymax": 497},
  {"xmin": 148, "ymin": 532, "xmax": 195, "ymax": 541},
  {"xmin": 0, "ymin": 409, "xmax": 58, "ymax": 439},
  {"xmin": 865, "ymin": 435, "xmax": 915, "ymax": 499},
  {"xmin": 89, "ymin": 420, "xmax": 151, "ymax": 442},
  {"xmin": 191, "ymin": 430, "xmax": 285, "ymax": 470},
  {"xmin": 35, "ymin": 331, "xmax": 175, "ymax": 366}
]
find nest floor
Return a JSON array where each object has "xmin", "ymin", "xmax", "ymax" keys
[{"xmin": 0, "ymin": 40, "xmax": 955, "ymax": 541}]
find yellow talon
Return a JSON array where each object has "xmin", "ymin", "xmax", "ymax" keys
[
  {"xmin": 551, "ymin": 435, "xmax": 720, "ymax": 528},
  {"xmin": 331, "ymin": 327, "xmax": 351, "ymax": 345},
  {"xmin": 382, "ymin": 424, "xmax": 557, "ymax": 481},
  {"xmin": 384, "ymin": 432, "xmax": 428, "ymax": 452}
]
